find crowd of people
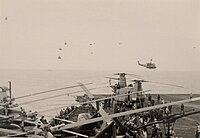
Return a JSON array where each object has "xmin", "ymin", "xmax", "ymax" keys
[
  {"xmin": 5, "ymin": 90, "xmax": 193, "ymax": 138},
  {"xmin": 112, "ymin": 94, "xmax": 177, "ymax": 138},
  {"xmin": 59, "ymin": 105, "xmax": 76, "ymax": 119}
]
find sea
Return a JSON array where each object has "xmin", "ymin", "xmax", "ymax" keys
[{"xmin": 0, "ymin": 69, "xmax": 200, "ymax": 117}]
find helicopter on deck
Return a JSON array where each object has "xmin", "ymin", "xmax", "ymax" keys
[
  {"xmin": 106, "ymin": 72, "xmax": 183, "ymax": 106},
  {"xmin": 106, "ymin": 73, "xmax": 147, "ymax": 105},
  {"xmin": 138, "ymin": 59, "xmax": 156, "ymax": 69}
]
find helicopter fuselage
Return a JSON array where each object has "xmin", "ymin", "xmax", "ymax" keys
[{"xmin": 138, "ymin": 61, "xmax": 156, "ymax": 69}]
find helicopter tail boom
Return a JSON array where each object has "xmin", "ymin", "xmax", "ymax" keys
[{"xmin": 138, "ymin": 61, "xmax": 146, "ymax": 67}]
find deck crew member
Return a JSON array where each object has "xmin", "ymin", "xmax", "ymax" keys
[
  {"xmin": 40, "ymin": 116, "xmax": 47, "ymax": 124},
  {"xmin": 196, "ymin": 123, "xmax": 200, "ymax": 138},
  {"xmin": 157, "ymin": 94, "xmax": 161, "ymax": 104},
  {"xmin": 20, "ymin": 107, "xmax": 27, "ymax": 131},
  {"xmin": 190, "ymin": 92, "xmax": 193, "ymax": 99},
  {"xmin": 181, "ymin": 104, "xmax": 184, "ymax": 115}
]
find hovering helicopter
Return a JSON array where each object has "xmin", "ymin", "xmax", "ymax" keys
[
  {"xmin": 58, "ymin": 56, "xmax": 61, "ymax": 59},
  {"xmin": 138, "ymin": 59, "xmax": 156, "ymax": 69}
]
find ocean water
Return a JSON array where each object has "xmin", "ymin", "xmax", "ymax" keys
[{"xmin": 0, "ymin": 69, "xmax": 200, "ymax": 116}]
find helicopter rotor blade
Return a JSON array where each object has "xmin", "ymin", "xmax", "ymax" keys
[
  {"xmin": 112, "ymin": 73, "xmax": 144, "ymax": 80},
  {"xmin": 131, "ymin": 80, "xmax": 148, "ymax": 82},
  {"xmin": 125, "ymin": 73, "xmax": 144, "ymax": 77},
  {"xmin": 146, "ymin": 81, "xmax": 184, "ymax": 88},
  {"xmin": 130, "ymin": 79, "xmax": 183, "ymax": 88},
  {"xmin": 15, "ymin": 83, "xmax": 92, "ymax": 100},
  {"xmin": 18, "ymin": 85, "xmax": 108, "ymax": 105},
  {"xmin": 105, "ymin": 77, "xmax": 120, "ymax": 80},
  {"xmin": 113, "ymin": 73, "xmax": 124, "ymax": 75},
  {"xmin": 126, "ymin": 74, "xmax": 143, "ymax": 79},
  {"xmin": 113, "ymin": 72, "xmax": 143, "ymax": 77},
  {"xmin": 62, "ymin": 130, "xmax": 89, "ymax": 138}
]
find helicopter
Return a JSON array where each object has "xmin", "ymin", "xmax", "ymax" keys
[
  {"xmin": 106, "ymin": 73, "xmax": 183, "ymax": 106},
  {"xmin": 106, "ymin": 73, "xmax": 148, "ymax": 105},
  {"xmin": 58, "ymin": 56, "xmax": 61, "ymax": 59},
  {"xmin": 138, "ymin": 59, "xmax": 156, "ymax": 69}
]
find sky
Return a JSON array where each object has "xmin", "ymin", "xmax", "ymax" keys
[{"xmin": 0, "ymin": 0, "xmax": 200, "ymax": 71}]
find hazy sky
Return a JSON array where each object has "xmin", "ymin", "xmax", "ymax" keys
[{"xmin": 0, "ymin": 0, "xmax": 200, "ymax": 71}]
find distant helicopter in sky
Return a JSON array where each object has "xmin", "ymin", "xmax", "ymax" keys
[{"xmin": 138, "ymin": 59, "xmax": 156, "ymax": 69}]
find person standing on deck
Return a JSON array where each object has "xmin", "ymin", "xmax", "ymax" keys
[
  {"xmin": 181, "ymin": 104, "xmax": 184, "ymax": 115},
  {"xmin": 20, "ymin": 107, "xmax": 27, "ymax": 131},
  {"xmin": 161, "ymin": 99, "xmax": 165, "ymax": 104},
  {"xmin": 196, "ymin": 123, "xmax": 200, "ymax": 138},
  {"xmin": 190, "ymin": 92, "xmax": 193, "ymax": 99},
  {"xmin": 148, "ymin": 94, "xmax": 152, "ymax": 102},
  {"xmin": 165, "ymin": 106, "xmax": 170, "ymax": 116},
  {"xmin": 168, "ymin": 102, "xmax": 172, "ymax": 114},
  {"xmin": 157, "ymin": 94, "xmax": 160, "ymax": 104}
]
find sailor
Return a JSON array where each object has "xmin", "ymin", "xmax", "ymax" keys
[
  {"xmin": 154, "ymin": 118, "xmax": 160, "ymax": 129},
  {"xmin": 109, "ymin": 79, "xmax": 112, "ymax": 86},
  {"xmin": 2, "ymin": 97, "xmax": 8, "ymax": 115},
  {"xmin": 181, "ymin": 104, "xmax": 184, "ymax": 115},
  {"xmin": 60, "ymin": 109, "xmax": 64, "ymax": 117},
  {"xmin": 143, "ymin": 124, "xmax": 148, "ymax": 138},
  {"xmin": 28, "ymin": 110, "xmax": 37, "ymax": 120},
  {"xmin": 169, "ymin": 127, "xmax": 175, "ymax": 137},
  {"xmin": 157, "ymin": 128, "xmax": 163, "ymax": 138},
  {"xmin": 157, "ymin": 94, "xmax": 161, "ymax": 104},
  {"xmin": 19, "ymin": 107, "xmax": 27, "ymax": 120},
  {"xmin": 168, "ymin": 103, "xmax": 172, "ymax": 114},
  {"xmin": 165, "ymin": 106, "xmax": 170, "ymax": 116},
  {"xmin": 147, "ymin": 101, "xmax": 152, "ymax": 107},
  {"xmin": 190, "ymin": 92, "xmax": 193, "ymax": 99},
  {"xmin": 117, "ymin": 83, "xmax": 120, "ymax": 89},
  {"xmin": 196, "ymin": 123, "xmax": 200, "ymax": 138},
  {"xmin": 33, "ymin": 124, "xmax": 43, "ymax": 135},
  {"xmin": 132, "ymin": 102, "xmax": 137, "ymax": 110},
  {"xmin": 40, "ymin": 116, "xmax": 47, "ymax": 124},
  {"xmin": 152, "ymin": 124, "xmax": 158, "ymax": 138},
  {"xmin": 20, "ymin": 107, "xmax": 26, "ymax": 131},
  {"xmin": 148, "ymin": 94, "xmax": 152, "ymax": 102},
  {"xmin": 139, "ymin": 115, "xmax": 144, "ymax": 125},
  {"xmin": 71, "ymin": 105, "xmax": 75, "ymax": 110},
  {"xmin": 161, "ymin": 99, "xmax": 165, "ymax": 104},
  {"xmin": 151, "ymin": 99, "xmax": 155, "ymax": 106}
]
